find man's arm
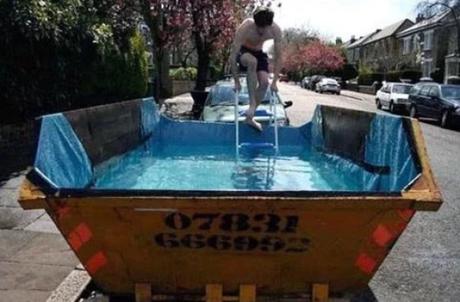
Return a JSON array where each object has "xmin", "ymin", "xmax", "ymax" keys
[
  {"xmin": 229, "ymin": 21, "xmax": 249, "ymax": 88},
  {"xmin": 272, "ymin": 24, "xmax": 283, "ymax": 88}
]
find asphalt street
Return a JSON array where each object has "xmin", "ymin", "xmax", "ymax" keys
[{"xmin": 279, "ymin": 83, "xmax": 460, "ymax": 302}]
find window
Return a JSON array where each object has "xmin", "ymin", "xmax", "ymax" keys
[
  {"xmin": 429, "ymin": 86, "xmax": 440, "ymax": 98},
  {"xmin": 420, "ymin": 85, "xmax": 431, "ymax": 96},
  {"xmin": 403, "ymin": 36, "xmax": 412, "ymax": 55},
  {"xmin": 424, "ymin": 30, "xmax": 434, "ymax": 51},
  {"xmin": 393, "ymin": 85, "xmax": 412, "ymax": 94},
  {"xmin": 423, "ymin": 59, "xmax": 433, "ymax": 77}
]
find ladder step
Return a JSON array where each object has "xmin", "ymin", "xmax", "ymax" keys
[
  {"xmin": 239, "ymin": 143, "xmax": 275, "ymax": 150},
  {"xmin": 239, "ymin": 109, "xmax": 273, "ymax": 117}
]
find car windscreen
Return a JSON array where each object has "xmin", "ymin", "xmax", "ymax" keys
[
  {"xmin": 441, "ymin": 86, "xmax": 460, "ymax": 99},
  {"xmin": 208, "ymin": 85, "xmax": 250, "ymax": 106},
  {"xmin": 324, "ymin": 79, "xmax": 338, "ymax": 85},
  {"xmin": 208, "ymin": 85, "xmax": 279, "ymax": 106},
  {"xmin": 393, "ymin": 85, "xmax": 412, "ymax": 94}
]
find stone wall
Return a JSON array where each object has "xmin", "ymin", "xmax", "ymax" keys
[{"xmin": 171, "ymin": 80, "xmax": 196, "ymax": 97}]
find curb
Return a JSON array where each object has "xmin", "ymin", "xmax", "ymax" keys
[{"xmin": 46, "ymin": 265, "xmax": 91, "ymax": 302}]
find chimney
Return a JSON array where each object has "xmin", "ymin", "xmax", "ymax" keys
[{"xmin": 416, "ymin": 13, "xmax": 425, "ymax": 23}]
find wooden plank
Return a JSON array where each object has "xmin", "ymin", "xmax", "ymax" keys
[
  {"xmin": 312, "ymin": 283, "xmax": 329, "ymax": 302},
  {"xmin": 206, "ymin": 284, "xmax": 223, "ymax": 302},
  {"xmin": 135, "ymin": 283, "xmax": 152, "ymax": 302},
  {"xmin": 239, "ymin": 284, "xmax": 256, "ymax": 302}
]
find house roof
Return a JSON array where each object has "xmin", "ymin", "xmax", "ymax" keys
[
  {"xmin": 397, "ymin": 11, "xmax": 450, "ymax": 37},
  {"xmin": 363, "ymin": 19, "xmax": 414, "ymax": 45},
  {"xmin": 347, "ymin": 31, "xmax": 380, "ymax": 49},
  {"xmin": 342, "ymin": 39, "xmax": 353, "ymax": 48}
]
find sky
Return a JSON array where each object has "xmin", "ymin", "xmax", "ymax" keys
[{"xmin": 273, "ymin": 0, "xmax": 421, "ymax": 42}]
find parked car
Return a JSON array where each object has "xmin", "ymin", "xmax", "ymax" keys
[
  {"xmin": 201, "ymin": 82, "xmax": 292, "ymax": 125},
  {"xmin": 315, "ymin": 78, "xmax": 341, "ymax": 95},
  {"xmin": 308, "ymin": 75, "xmax": 325, "ymax": 90},
  {"xmin": 408, "ymin": 83, "xmax": 460, "ymax": 128},
  {"xmin": 279, "ymin": 74, "xmax": 289, "ymax": 82},
  {"xmin": 375, "ymin": 82, "xmax": 413, "ymax": 113},
  {"xmin": 301, "ymin": 76, "xmax": 311, "ymax": 89}
]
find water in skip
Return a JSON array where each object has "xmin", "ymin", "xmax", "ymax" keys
[{"xmin": 93, "ymin": 140, "xmax": 361, "ymax": 191}]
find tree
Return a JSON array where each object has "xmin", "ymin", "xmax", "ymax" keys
[
  {"xmin": 418, "ymin": 0, "xmax": 460, "ymax": 55},
  {"xmin": 0, "ymin": 0, "xmax": 146, "ymax": 123},
  {"xmin": 140, "ymin": 0, "xmax": 191, "ymax": 99},
  {"xmin": 304, "ymin": 42, "xmax": 345, "ymax": 73},
  {"xmin": 283, "ymin": 41, "xmax": 344, "ymax": 76}
]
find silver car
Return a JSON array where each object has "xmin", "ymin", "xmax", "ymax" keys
[
  {"xmin": 316, "ymin": 78, "xmax": 341, "ymax": 95},
  {"xmin": 201, "ymin": 82, "xmax": 291, "ymax": 125}
]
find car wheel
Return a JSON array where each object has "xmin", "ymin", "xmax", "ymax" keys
[
  {"xmin": 441, "ymin": 110, "xmax": 450, "ymax": 129},
  {"xmin": 376, "ymin": 99, "xmax": 382, "ymax": 110},
  {"xmin": 409, "ymin": 106, "xmax": 417, "ymax": 119},
  {"xmin": 389, "ymin": 101, "xmax": 396, "ymax": 114}
]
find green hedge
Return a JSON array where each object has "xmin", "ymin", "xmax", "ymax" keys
[
  {"xmin": 385, "ymin": 70, "xmax": 422, "ymax": 83},
  {"xmin": 0, "ymin": 1, "xmax": 148, "ymax": 125},
  {"xmin": 358, "ymin": 73, "xmax": 384, "ymax": 85},
  {"xmin": 170, "ymin": 67, "xmax": 198, "ymax": 81}
]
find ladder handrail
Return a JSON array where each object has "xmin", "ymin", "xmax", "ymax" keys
[
  {"xmin": 235, "ymin": 88, "xmax": 240, "ymax": 160},
  {"xmin": 272, "ymin": 90, "xmax": 279, "ymax": 154}
]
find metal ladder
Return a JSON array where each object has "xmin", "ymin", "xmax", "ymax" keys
[{"xmin": 234, "ymin": 88, "xmax": 279, "ymax": 160}]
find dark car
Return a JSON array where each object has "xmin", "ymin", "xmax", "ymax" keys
[
  {"xmin": 308, "ymin": 75, "xmax": 325, "ymax": 90},
  {"xmin": 301, "ymin": 76, "xmax": 311, "ymax": 89},
  {"xmin": 408, "ymin": 83, "xmax": 460, "ymax": 128}
]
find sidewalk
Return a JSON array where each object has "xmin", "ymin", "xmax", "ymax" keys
[
  {"xmin": 0, "ymin": 93, "xmax": 195, "ymax": 302},
  {"xmin": 0, "ymin": 173, "xmax": 80, "ymax": 302}
]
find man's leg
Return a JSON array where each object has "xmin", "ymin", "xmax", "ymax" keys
[
  {"xmin": 240, "ymin": 53, "xmax": 262, "ymax": 131},
  {"xmin": 255, "ymin": 71, "xmax": 270, "ymax": 105}
]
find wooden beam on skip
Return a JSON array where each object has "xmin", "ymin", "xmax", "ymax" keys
[
  {"xmin": 135, "ymin": 283, "xmax": 152, "ymax": 302},
  {"xmin": 206, "ymin": 284, "xmax": 223, "ymax": 302},
  {"xmin": 312, "ymin": 283, "xmax": 329, "ymax": 302},
  {"xmin": 239, "ymin": 284, "xmax": 256, "ymax": 302}
]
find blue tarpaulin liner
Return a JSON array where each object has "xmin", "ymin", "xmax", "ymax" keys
[
  {"xmin": 33, "ymin": 113, "xmax": 92, "ymax": 188},
  {"xmin": 141, "ymin": 97, "xmax": 160, "ymax": 137},
  {"xmin": 29, "ymin": 99, "xmax": 421, "ymax": 193}
]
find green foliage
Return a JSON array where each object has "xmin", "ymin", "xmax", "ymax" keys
[
  {"xmin": 0, "ymin": 0, "xmax": 146, "ymax": 124},
  {"xmin": 358, "ymin": 64, "xmax": 373, "ymax": 75},
  {"xmin": 341, "ymin": 64, "xmax": 359, "ymax": 80},
  {"xmin": 358, "ymin": 72, "xmax": 384, "ymax": 85},
  {"xmin": 170, "ymin": 67, "xmax": 198, "ymax": 81},
  {"xmin": 81, "ymin": 31, "xmax": 148, "ymax": 100},
  {"xmin": 431, "ymin": 69, "xmax": 444, "ymax": 83},
  {"xmin": 385, "ymin": 70, "xmax": 423, "ymax": 83}
]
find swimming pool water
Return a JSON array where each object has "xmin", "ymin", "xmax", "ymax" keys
[{"xmin": 93, "ymin": 141, "xmax": 361, "ymax": 191}]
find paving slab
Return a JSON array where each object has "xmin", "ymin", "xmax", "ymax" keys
[
  {"xmin": 0, "ymin": 208, "xmax": 45, "ymax": 230},
  {"xmin": 9, "ymin": 232, "xmax": 78, "ymax": 267},
  {"xmin": 0, "ymin": 174, "xmax": 25, "ymax": 189},
  {"xmin": 0, "ymin": 230, "xmax": 39, "ymax": 260},
  {"xmin": 0, "ymin": 261, "xmax": 74, "ymax": 292},
  {"xmin": 0, "ymin": 186, "xmax": 21, "ymax": 208},
  {"xmin": 24, "ymin": 213, "xmax": 60, "ymax": 234},
  {"xmin": 0, "ymin": 289, "xmax": 51, "ymax": 302}
]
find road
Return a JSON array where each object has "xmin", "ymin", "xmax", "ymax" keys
[{"xmin": 279, "ymin": 83, "xmax": 460, "ymax": 302}]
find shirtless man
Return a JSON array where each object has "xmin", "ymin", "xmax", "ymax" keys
[{"xmin": 230, "ymin": 6, "xmax": 283, "ymax": 131}]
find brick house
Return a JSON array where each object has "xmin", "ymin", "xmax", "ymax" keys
[
  {"xmin": 359, "ymin": 19, "xmax": 414, "ymax": 72},
  {"xmin": 397, "ymin": 11, "xmax": 460, "ymax": 83},
  {"xmin": 345, "ymin": 30, "xmax": 381, "ymax": 66}
]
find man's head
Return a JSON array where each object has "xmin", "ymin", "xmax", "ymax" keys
[{"xmin": 253, "ymin": 6, "xmax": 274, "ymax": 28}]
